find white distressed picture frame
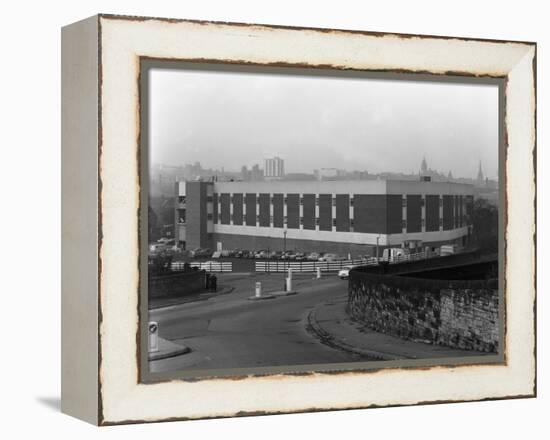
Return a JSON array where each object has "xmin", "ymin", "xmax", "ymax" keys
[{"xmin": 61, "ymin": 14, "xmax": 536, "ymax": 425}]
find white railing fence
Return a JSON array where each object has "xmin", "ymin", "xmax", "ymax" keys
[
  {"xmin": 171, "ymin": 261, "xmax": 233, "ymax": 273},
  {"xmin": 388, "ymin": 251, "xmax": 428, "ymax": 263},
  {"xmin": 254, "ymin": 251, "xmax": 434, "ymax": 273},
  {"xmin": 255, "ymin": 258, "xmax": 379, "ymax": 273}
]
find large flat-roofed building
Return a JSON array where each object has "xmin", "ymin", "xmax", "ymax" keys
[{"xmin": 175, "ymin": 179, "xmax": 474, "ymax": 256}]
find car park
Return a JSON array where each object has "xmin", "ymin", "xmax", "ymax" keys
[{"xmin": 219, "ymin": 249, "xmax": 236, "ymax": 258}]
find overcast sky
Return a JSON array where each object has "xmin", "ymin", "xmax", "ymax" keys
[{"xmin": 149, "ymin": 67, "xmax": 499, "ymax": 179}]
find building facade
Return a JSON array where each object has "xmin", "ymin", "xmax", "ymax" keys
[
  {"xmin": 264, "ymin": 157, "xmax": 284, "ymax": 179},
  {"xmin": 175, "ymin": 179, "xmax": 474, "ymax": 256}
]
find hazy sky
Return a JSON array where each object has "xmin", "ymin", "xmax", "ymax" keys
[{"xmin": 149, "ymin": 67, "xmax": 499, "ymax": 180}]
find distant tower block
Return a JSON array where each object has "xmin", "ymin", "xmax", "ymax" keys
[{"xmin": 264, "ymin": 156, "xmax": 285, "ymax": 179}]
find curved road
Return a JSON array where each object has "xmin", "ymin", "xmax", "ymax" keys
[{"xmin": 149, "ymin": 274, "xmax": 371, "ymax": 373}]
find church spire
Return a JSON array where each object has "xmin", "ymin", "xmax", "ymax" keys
[
  {"xmin": 477, "ymin": 161, "xmax": 484, "ymax": 183},
  {"xmin": 420, "ymin": 156, "xmax": 428, "ymax": 173}
]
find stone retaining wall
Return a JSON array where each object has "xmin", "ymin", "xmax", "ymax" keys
[
  {"xmin": 347, "ymin": 272, "xmax": 498, "ymax": 352},
  {"xmin": 149, "ymin": 270, "xmax": 206, "ymax": 299}
]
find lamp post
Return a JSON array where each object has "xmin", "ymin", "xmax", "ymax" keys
[
  {"xmin": 376, "ymin": 235, "xmax": 380, "ymax": 261},
  {"xmin": 267, "ymin": 236, "xmax": 270, "ymax": 274},
  {"xmin": 283, "ymin": 229, "xmax": 288, "ymax": 275}
]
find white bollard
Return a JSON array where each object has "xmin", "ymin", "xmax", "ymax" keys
[
  {"xmin": 255, "ymin": 282, "xmax": 262, "ymax": 298},
  {"xmin": 149, "ymin": 321, "xmax": 159, "ymax": 353},
  {"xmin": 286, "ymin": 268, "xmax": 293, "ymax": 291},
  {"xmin": 316, "ymin": 267, "xmax": 321, "ymax": 279}
]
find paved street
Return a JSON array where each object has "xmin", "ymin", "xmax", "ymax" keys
[{"xmin": 149, "ymin": 273, "xmax": 372, "ymax": 373}]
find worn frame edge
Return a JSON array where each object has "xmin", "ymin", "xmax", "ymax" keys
[{"xmin": 61, "ymin": 14, "xmax": 101, "ymax": 425}]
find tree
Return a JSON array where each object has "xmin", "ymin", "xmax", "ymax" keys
[
  {"xmin": 472, "ymin": 198, "xmax": 498, "ymax": 253},
  {"xmin": 148, "ymin": 253, "xmax": 173, "ymax": 276},
  {"xmin": 148, "ymin": 206, "xmax": 160, "ymax": 242}
]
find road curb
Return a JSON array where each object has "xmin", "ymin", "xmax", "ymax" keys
[
  {"xmin": 306, "ymin": 306, "xmax": 405, "ymax": 361},
  {"xmin": 247, "ymin": 294, "xmax": 276, "ymax": 300},
  {"xmin": 148, "ymin": 337, "xmax": 191, "ymax": 361},
  {"xmin": 270, "ymin": 290, "xmax": 298, "ymax": 297}
]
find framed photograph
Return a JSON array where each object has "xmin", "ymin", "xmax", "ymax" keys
[{"xmin": 61, "ymin": 14, "xmax": 536, "ymax": 425}]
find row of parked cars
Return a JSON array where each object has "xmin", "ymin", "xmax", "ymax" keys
[
  {"xmin": 149, "ymin": 238, "xmax": 178, "ymax": 255},
  {"xmin": 188, "ymin": 247, "xmax": 349, "ymax": 262}
]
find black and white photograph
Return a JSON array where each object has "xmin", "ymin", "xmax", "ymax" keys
[{"xmin": 143, "ymin": 64, "xmax": 502, "ymax": 377}]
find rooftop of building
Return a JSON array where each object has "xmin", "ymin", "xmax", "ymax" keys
[{"xmin": 180, "ymin": 178, "xmax": 474, "ymax": 196}]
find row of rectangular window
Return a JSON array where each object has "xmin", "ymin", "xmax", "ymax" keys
[
  {"xmin": 219, "ymin": 196, "xmax": 339, "ymax": 206},
  {"xmin": 216, "ymin": 195, "xmax": 470, "ymax": 207},
  {"xmin": 400, "ymin": 198, "xmax": 466, "ymax": 208},
  {"xmin": 210, "ymin": 215, "xmax": 467, "ymax": 227}
]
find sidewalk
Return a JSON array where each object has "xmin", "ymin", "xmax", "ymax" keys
[
  {"xmin": 148, "ymin": 337, "xmax": 190, "ymax": 361},
  {"xmin": 307, "ymin": 297, "xmax": 487, "ymax": 360}
]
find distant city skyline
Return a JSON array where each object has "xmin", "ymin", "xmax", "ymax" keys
[
  {"xmin": 151, "ymin": 155, "xmax": 496, "ymax": 183},
  {"xmin": 149, "ymin": 68, "xmax": 499, "ymax": 180}
]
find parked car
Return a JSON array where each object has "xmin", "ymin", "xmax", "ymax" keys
[
  {"xmin": 359, "ymin": 255, "xmax": 377, "ymax": 265},
  {"xmin": 338, "ymin": 265, "xmax": 359, "ymax": 279},
  {"xmin": 149, "ymin": 240, "xmax": 177, "ymax": 255},
  {"xmin": 149, "ymin": 243, "xmax": 165, "ymax": 253},
  {"xmin": 254, "ymin": 250, "xmax": 270, "ymax": 259},
  {"xmin": 440, "ymin": 244, "xmax": 459, "ymax": 256},
  {"xmin": 157, "ymin": 238, "xmax": 175, "ymax": 245},
  {"xmin": 238, "ymin": 250, "xmax": 251, "ymax": 259},
  {"xmin": 191, "ymin": 248, "xmax": 213, "ymax": 258},
  {"xmin": 318, "ymin": 253, "xmax": 340, "ymax": 262},
  {"xmin": 281, "ymin": 251, "xmax": 296, "ymax": 260},
  {"xmin": 382, "ymin": 248, "xmax": 408, "ymax": 261},
  {"xmin": 307, "ymin": 252, "xmax": 321, "ymax": 261},
  {"xmin": 294, "ymin": 252, "xmax": 307, "ymax": 261},
  {"xmin": 269, "ymin": 251, "xmax": 283, "ymax": 260}
]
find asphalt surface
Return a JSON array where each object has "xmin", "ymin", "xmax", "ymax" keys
[{"xmin": 149, "ymin": 273, "xmax": 371, "ymax": 373}]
